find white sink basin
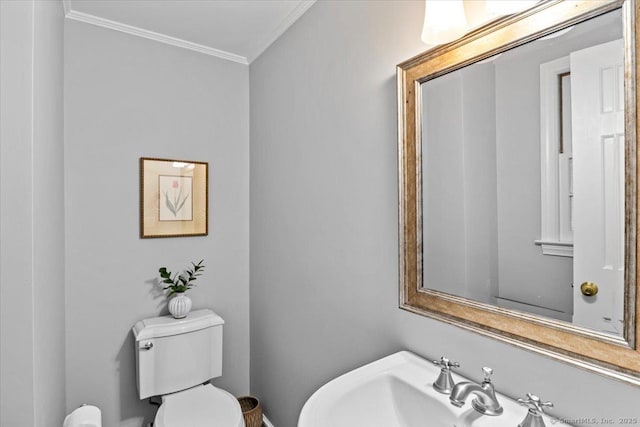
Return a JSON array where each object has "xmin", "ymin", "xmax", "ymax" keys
[{"xmin": 298, "ymin": 351, "xmax": 566, "ymax": 427}]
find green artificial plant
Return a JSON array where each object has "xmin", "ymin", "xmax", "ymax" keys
[{"xmin": 159, "ymin": 259, "xmax": 205, "ymax": 296}]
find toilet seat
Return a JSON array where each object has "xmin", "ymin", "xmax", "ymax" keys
[{"xmin": 154, "ymin": 383, "xmax": 245, "ymax": 427}]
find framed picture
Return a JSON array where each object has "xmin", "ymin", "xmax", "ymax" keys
[{"xmin": 140, "ymin": 157, "xmax": 208, "ymax": 238}]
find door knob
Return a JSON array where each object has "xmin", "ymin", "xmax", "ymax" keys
[{"xmin": 580, "ymin": 281, "xmax": 599, "ymax": 296}]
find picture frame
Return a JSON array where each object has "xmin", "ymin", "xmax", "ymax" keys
[{"xmin": 140, "ymin": 157, "xmax": 208, "ymax": 238}]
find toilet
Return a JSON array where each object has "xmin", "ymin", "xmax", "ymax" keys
[{"xmin": 132, "ymin": 309, "xmax": 245, "ymax": 427}]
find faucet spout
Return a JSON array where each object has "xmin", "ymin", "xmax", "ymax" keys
[
  {"xmin": 450, "ymin": 382, "xmax": 483, "ymax": 406},
  {"xmin": 448, "ymin": 367, "xmax": 503, "ymax": 416}
]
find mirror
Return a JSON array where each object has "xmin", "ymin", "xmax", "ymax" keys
[
  {"xmin": 398, "ymin": 0, "xmax": 640, "ymax": 385},
  {"xmin": 421, "ymin": 9, "xmax": 623, "ymax": 334}
]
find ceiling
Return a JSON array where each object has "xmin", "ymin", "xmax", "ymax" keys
[{"xmin": 64, "ymin": 0, "xmax": 316, "ymax": 64}]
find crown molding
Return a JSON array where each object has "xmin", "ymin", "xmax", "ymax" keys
[
  {"xmin": 247, "ymin": 0, "xmax": 316, "ymax": 63},
  {"xmin": 64, "ymin": 8, "xmax": 249, "ymax": 65}
]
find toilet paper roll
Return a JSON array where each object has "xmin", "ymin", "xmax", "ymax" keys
[{"xmin": 63, "ymin": 405, "xmax": 102, "ymax": 427}]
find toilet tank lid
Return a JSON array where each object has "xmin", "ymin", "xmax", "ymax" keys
[{"xmin": 132, "ymin": 309, "xmax": 224, "ymax": 341}]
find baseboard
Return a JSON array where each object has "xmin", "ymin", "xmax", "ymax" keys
[{"xmin": 263, "ymin": 414, "xmax": 275, "ymax": 427}]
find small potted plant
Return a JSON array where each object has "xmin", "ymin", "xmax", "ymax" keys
[{"xmin": 159, "ymin": 259, "xmax": 204, "ymax": 319}]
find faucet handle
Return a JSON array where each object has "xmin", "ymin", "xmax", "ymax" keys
[
  {"xmin": 481, "ymin": 367, "xmax": 494, "ymax": 383},
  {"xmin": 517, "ymin": 393, "xmax": 554, "ymax": 414},
  {"xmin": 432, "ymin": 357, "xmax": 459, "ymax": 394},
  {"xmin": 432, "ymin": 356, "xmax": 460, "ymax": 370}
]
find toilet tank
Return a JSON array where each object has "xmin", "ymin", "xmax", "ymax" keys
[{"xmin": 132, "ymin": 309, "xmax": 224, "ymax": 399}]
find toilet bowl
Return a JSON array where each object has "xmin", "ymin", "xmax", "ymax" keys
[
  {"xmin": 132, "ymin": 309, "xmax": 245, "ymax": 427},
  {"xmin": 154, "ymin": 384, "xmax": 244, "ymax": 427}
]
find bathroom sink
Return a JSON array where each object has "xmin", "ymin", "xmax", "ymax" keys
[{"xmin": 298, "ymin": 351, "xmax": 566, "ymax": 427}]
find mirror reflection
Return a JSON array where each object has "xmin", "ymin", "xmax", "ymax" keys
[{"xmin": 421, "ymin": 10, "xmax": 624, "ymax": 335}]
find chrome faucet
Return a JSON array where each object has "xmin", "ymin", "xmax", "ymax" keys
[
  {"xmin": 517, "ymin": 393, "xmax": 554, "ymax": 427},
  {"xmin": 449, "ymin": 367, "xmax": 503, "ymax": 416},
  {"xmin": 432, "ymin": 356, "xmax": 460, "ymax": 394}
]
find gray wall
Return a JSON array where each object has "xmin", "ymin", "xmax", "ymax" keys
[
  {"xmin": 422, "ymin": 64, "xmax": 498, "ymax": 303},
  {"xmin": 422, "ymin": 71, "xmax": 469, "ymax": 298},
  {"xmin": 33, "ymin": 2, "xmax": 67, "ymax": 425},
  {"xmin": 0, "ymin": 1, "xmax": 66, "ymax": 426},
  {"xmin": 249, "ymin": 2, "xmax": 640, "ymax": 427},
  {"xmin": 64, "ymin": 20, "xmax": 250, "ymax": 426}
]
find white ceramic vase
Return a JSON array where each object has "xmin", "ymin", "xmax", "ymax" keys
[{"xmin": 168, "ymin": 292, "xmax": 192, "ymax": 319}]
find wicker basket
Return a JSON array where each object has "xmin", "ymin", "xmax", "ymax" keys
[{"xmin": 238, "ymin": 396, "xmax": 262, "ymax": 427}]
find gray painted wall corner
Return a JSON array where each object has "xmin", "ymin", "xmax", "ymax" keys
[
  {"xmin": 249, "ymin": 1, "xmax": 640, "ymax": 426},
  {"xmin": 64, "ymin": 19, "xmax": 250, "ymax": 426}
]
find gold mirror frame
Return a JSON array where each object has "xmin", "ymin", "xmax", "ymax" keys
[{"xmin": 397, "ymin": 0, "xmax": 640, "ymax": 385}]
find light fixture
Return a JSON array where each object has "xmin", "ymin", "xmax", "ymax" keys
[
  {"xmin": 421, "ymin": 1, "xmax": 541, "ymax": 47},
  {"xmin": 421, "ymin": 0, "xmax": 468, "ymax": 45}
]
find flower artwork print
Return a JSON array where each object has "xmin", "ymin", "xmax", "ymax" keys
[
  {"xmin": 159, "ymin": 175, "xmax": 193, "ymax": 221},
  {"xmin": 140, "ymin": 157, "xmax": 207, "ymax": 238}
]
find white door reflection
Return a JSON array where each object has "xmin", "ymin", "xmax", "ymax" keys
[{"xmin": 572, "ymin": 39, "xmax": 625, "ymax": 334}]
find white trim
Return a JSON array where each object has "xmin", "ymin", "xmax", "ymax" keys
[
  {"xmin": 63, "ymin": 9, "xmax": 249, "ymax": 65},
  {"xmin": 263, "ymin": 414, "xmax": 275, "ymax": 427},
  {"xmin": 539, "ymin": 55, "xmax": 573, "ymax": 255},
  {"xmin": 247, "ymin": 0, "xmax": 316, "ymax": 63},
  {"xmin": 534, "ymin": 239, "xmax": 574, "ymax": 257}
]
